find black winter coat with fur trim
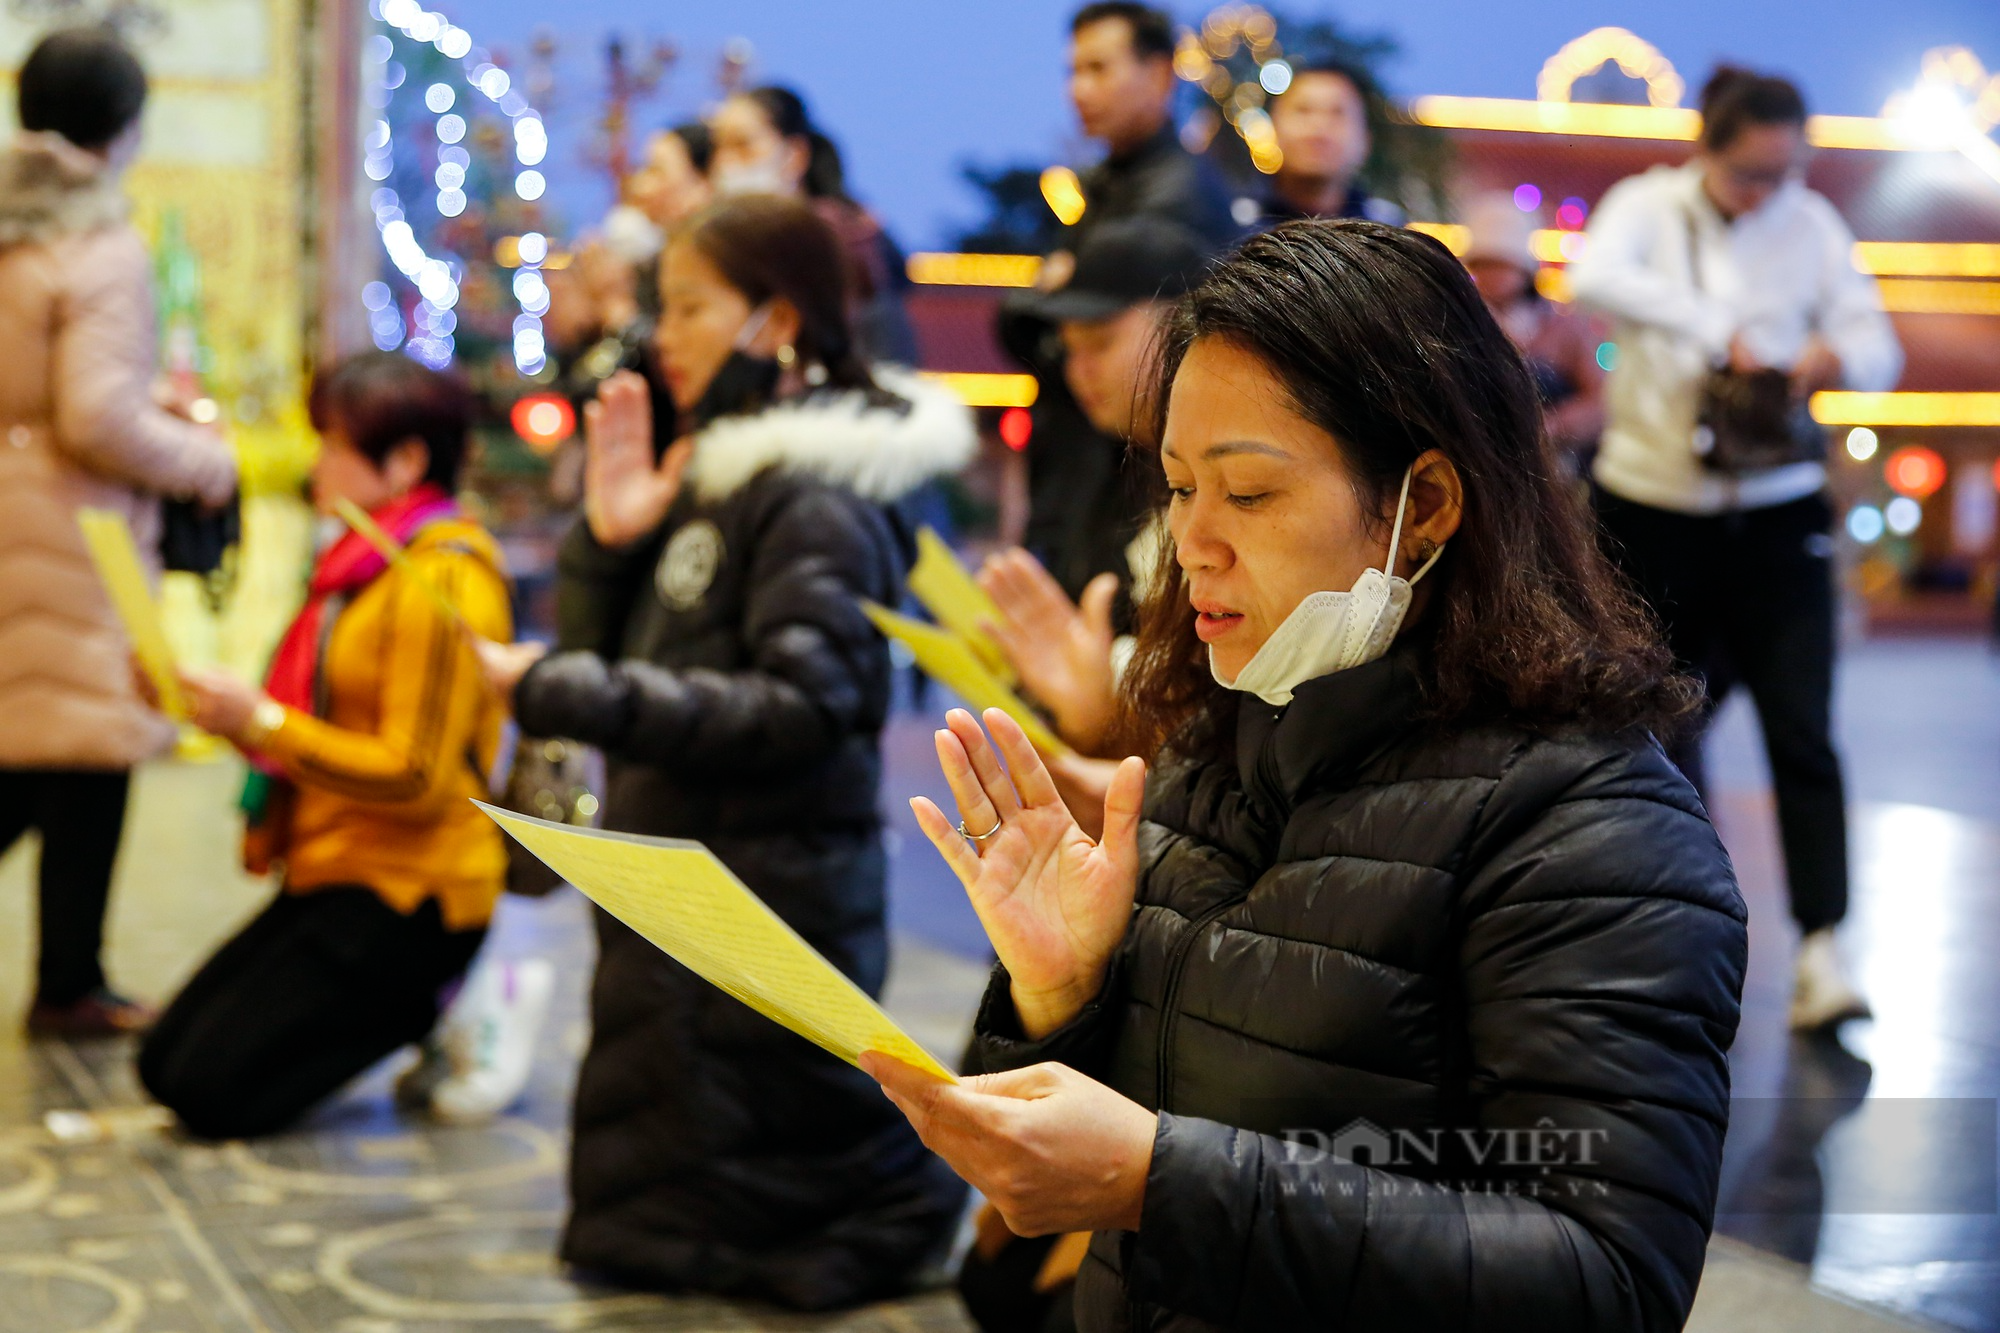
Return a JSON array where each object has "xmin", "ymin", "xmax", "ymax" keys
[
  {"xmin": 515, "ymin": 376, "xmax": 974, "ymax": 1310},
  {"xmin": 969, "ymin": 649, "xmax": 1748, "ymax": 1332}
]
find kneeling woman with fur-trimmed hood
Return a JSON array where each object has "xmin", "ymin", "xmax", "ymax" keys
[{"xmin": 479, "ymin": 195, "xmax": 974, "ymax": 1310}]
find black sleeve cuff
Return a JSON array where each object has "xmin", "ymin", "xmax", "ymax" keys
[
  {"xmin": 964, "ymin": 958, "xmax": 1121, "ymax": 1077},
  {"xmin": 1121, "ymin": 1113, "xmax": 1255, "ymax": 1325},
  {"xmin": 513, "ymin": 650, "xmax": 626, "ymax": 747}
]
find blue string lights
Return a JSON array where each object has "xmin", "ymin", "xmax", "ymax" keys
[{"xmin": 363, "ymin": 0, "xmax": 551, "ymax": 373}]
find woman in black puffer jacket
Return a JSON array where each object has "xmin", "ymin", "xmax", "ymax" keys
[
  {"xmin": 480, "ymin": 196, "xmax": 972, "ymax": 1310},
  {"xmin": 861, "ymin": 220, "xmax": 1748, "ymax": 1332}
]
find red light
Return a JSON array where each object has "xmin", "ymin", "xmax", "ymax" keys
[
  {"xmin": 510, "ymin": 393, "xmax": 576, "ymax": 454},
  {"xmin": 998, "ymin": 406, "xmax": 1032, "ymax": 452},
  {"xmin": 1884, "ymin": 445, "xmax": 1946, "ymax": 499},
  {"xmin": 1556, "ymin": 203, "xmax": 1586, "ymax": 230}
]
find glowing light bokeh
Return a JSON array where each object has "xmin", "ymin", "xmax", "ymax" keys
[{"xmin": 1885, "ymin": 445, "xmax": 1949, "ymax": 499}]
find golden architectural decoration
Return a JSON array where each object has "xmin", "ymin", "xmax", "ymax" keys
[{"xmin": 1535, "ymin": 26, "xmax": 1685, "ymax": 108}]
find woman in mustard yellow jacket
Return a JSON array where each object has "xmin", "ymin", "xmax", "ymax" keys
[{"xmin": 137, "ymin": 352, "xmax": 512, "ymax": 1140}]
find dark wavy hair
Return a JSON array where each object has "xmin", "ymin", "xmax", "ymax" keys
[
  {"xmin": 1118, "ymin": 219, "xmax": 1694, "ymax": 758},
  {"xmin": 674, "ymin": 194, "xmax": 877, "ymax": 397}
]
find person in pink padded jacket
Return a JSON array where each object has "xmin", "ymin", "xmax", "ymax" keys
[{"xmin": 0, "ymin": 27, "xmax": 237, "ymax": 1037}]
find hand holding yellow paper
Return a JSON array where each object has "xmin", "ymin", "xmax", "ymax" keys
[
  {"xmin": 906, "ymin": 527, "xmax": 1011, "ymax": 681},
  {"xmin": 475, "ymin": 803, "xmax": 955, "ymax": 1081},
  {"xmin": 76, "ymin": 508, "xmax": 186, "ymax": 720},
  {"xmin": 331, "ymin": 496, "xmax": 466, "ymax": 630},
  {"xmin": 862, "ymin": 602, "xmax": 1071, "ymax": 756}
]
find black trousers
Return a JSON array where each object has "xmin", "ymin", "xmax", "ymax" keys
[
  {"xmin": 138, "ymin": 887, "xmax": 483, "ymax": 1139},
  {"xmin": 1595, "ymin": 489, "xmax": 1848, "ymax": 932},
  {"xmin": 0, "ymin": 767, "xmax": 132, "ymax": 1007}
]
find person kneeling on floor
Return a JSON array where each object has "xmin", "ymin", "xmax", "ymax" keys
[{"xmin": 136, "ymin": 352, "xmax": 513, "ymax": 1141}]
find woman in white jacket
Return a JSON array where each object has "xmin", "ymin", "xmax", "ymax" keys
[{"xmin": 1571, "ymin": 65, "xmax": 1900, "ymax": 1032}]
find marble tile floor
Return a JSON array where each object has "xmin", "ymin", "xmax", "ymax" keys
[
  {"xmin": 0, "ymin": 877, "xmax": 987, "ymax": 1333},
  {"xmin": 1696, "ymin": 636, "xmax": 2000, "ymax": 1331},
  {"xmin": 0, "ymin": 884, "xmax": 1938, "ymax": 1333},
  {"xmin": 2, "ymin": 635, "xmax": 1996, "ymax": 1331}
]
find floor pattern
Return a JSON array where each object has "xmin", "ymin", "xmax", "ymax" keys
[
  {"xmin": 2, "ymin": 636, "xmax": 1996, "ymax": 1331},
  {"xmin": 0, "ymin": 884, "xmax": 986, "ymax": 1333}
]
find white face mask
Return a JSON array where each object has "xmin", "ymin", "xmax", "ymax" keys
[
  {"xmin": 1211, "ymin": 466, "xmax": 1445, "ymax": 706},
  {"xmin": 713, "ymin": 154, "xmax": 792, "ymax": 198}
]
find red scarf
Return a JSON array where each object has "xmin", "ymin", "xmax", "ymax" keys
[{"xmin": 263, "ymin": 484, "xmax": 458, "ymax": 717}]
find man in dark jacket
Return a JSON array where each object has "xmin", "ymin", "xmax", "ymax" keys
[
  {"xmin": 1002, "ymin": 4, "xmax": 1237, "ymax": 616},
  {"xmin": 1245, "ymin": 59, "xmax": 1405, "ymax": 228},
  {"xmin": 1059, "ymin": 3, "xmax": 1240, "ymax": 254}
]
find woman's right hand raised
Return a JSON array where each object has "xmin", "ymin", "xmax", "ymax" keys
[
  {"xmin": 911, "ymin": 707, "xmax": 1145, "ymax": 1040},
  {"xmin": 583, "ymin": 371, "xmax": 693, "ymax": 548}
]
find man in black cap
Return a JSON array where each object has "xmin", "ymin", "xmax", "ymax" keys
[
  {"xmin": 964, "ymin": 220, "xmax": 1207, "ymax": 761},
  {"xmin": 1012, "ymin": 217, "xmax": 1207, "ymax": 614}
]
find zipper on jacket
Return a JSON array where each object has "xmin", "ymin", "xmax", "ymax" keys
[
  {"xmin": 1153, "ymin": 893, "xmax": 1250, "ymax": 1112},
  {"xmin": 1122, "ymin": 891, "xmax": 1248, "ymax": 1331}
]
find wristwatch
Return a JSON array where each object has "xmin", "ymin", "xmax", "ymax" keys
[{"xmin": 242, "ymin": 697, "xmax": 287, "ymax": 748}]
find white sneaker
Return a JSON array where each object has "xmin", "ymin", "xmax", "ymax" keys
[
  {"xmin": 1789, "ymin": 928, "xmax": 1870, "ymax": 1031},
  {"xmin": 428, "ymin": 958, "xmax": 556, "ymax": 1125}
]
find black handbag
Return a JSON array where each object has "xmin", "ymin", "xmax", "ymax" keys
[
  {"xmin": 159, "ymin": 494, "xmax": 238, "ymax": 574},
  {"xmin": 1683, "ymin": 210, "xmax": 1827, "ymax": 474},
  {"xmin": 498, "ymin": 735, "xmax": 600, "ymax": 897},
  {"xmin": 160, "ymin": 493, "xmax": 241, "ymax": 609}
]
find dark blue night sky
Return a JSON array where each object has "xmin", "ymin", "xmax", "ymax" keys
[{"xmin": 452, "ymin": 0, "xmax": 2000, "ymax": 248}]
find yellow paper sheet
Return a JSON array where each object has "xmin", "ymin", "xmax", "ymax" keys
[
  {"xmin": 475, "ymin": 803, "xmax": 956, "ymax": 1081},
  {"xmin": 331, "ymin": 496, "xmax": 467, "ymax": 629},
  {"xmin": 76, "ymin": 508, "xmax": 186, "ymax": 720},
  {"xmin": 906, "ymin": 527, "xmax": 1011, "ymax": 681},
  {"xmin": 863, "ymin": 602, "xmax": 1071, "ymax": 756}
]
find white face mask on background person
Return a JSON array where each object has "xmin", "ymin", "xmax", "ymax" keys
[
  {"xmin": 1211, "ymin": 466, "xmax": 1446, "ymax": 706},
  {"xmin": 713, "ymin": 155, "xmax": 792, "ymax": 198}
]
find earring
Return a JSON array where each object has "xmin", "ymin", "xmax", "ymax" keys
[
  {"xmin": 1416, "ymin": 538, "xmax": 1439, "ymax": 562},
  {"xmin": 775, "ymin": 344, "xmax": 797, "ymax": 369}
]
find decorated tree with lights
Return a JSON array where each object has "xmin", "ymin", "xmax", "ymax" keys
[
  {"xmin": 360, "ymin": 0, "xmax": 558, "ymax": 398},
  {"xmin": 1169, "ymin": 4, "xmax": 1448, "ymax": 216}
]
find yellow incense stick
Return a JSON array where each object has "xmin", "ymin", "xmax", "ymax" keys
[{"xmin": 331, "ymin": 496, "xmax": 466, "ymax": 629}]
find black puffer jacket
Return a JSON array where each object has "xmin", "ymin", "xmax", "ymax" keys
[
  {"xmin": 970, "ymin": 650, "xmax": 1747, "ymax": 1331},
  {"xmin": 516, "ymin": 372, "xmax": 975, "ymax": 1310}
]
